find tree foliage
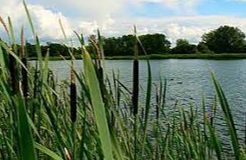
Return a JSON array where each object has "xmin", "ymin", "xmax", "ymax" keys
[
  {"xmin": 197, "ymin": 42, "xmax": 213, "ymax": 54},
  {"xmin": 171, "ymin": 39, "xmax": 197, "ymax": 54},
  {"xmin": 2, "ymin": 25, "xmax": 246, "ymax": 57},
  {"xmin": 102, "ymin": 34, "xmax": 171, "ymax": 56},
  {"xmin": 25, "ymin": 42, "xmax": 80, "ymax": 57},
  {"xmin": 139, "ymin": 34, "xmax": 171, "ymax": 54},
  {"xmin": 202, "ymin": 26, "xmax": 246, "ymax": 53}
]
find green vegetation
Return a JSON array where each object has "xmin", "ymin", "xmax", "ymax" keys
[
  {"xmin": 0, "ymin": 2, "xmax": 246, "ymax": 160},
  {"xmin": 2, "ymin": 25, "xmax": 246, "ymax": 59},
  {"xmin": 28, "ymin": 53, "xmax": 246, "ymax": 60},
  {"xmin": 101, "ymin": 33, "xmax": 171, "ymax": 56},
  {"xmin": 202, "ymin": 26, "xmax": 246, "ymax": 53},
  {"xmin": 170, "ymin": 39, "xmax": 197, "ymax": 54}
]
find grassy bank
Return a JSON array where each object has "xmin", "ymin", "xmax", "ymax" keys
[{"xmin": 28, "ymin": 53, "xmax": 246, "ymax": 61}]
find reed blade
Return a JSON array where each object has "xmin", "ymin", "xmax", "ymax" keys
[
  {"xmin": 211, "ymin": 73, "xmax": 240, "ymax": 160},
  {"xmin": 83, "ymin": 49, "xmax": 114, "ymax": 160},
  {"xmin": 16, "ymin": 96, "xmax": 37, "ymax": 160}
]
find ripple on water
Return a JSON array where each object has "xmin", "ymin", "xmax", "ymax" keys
[{"xmin": 32, "ymin": 59, "xmax": 246, "ymax": 152}]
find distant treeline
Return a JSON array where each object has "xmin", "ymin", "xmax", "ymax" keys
[{"xmin": 2, "ymin": 25, "xmax": 246, "ymax": 57}]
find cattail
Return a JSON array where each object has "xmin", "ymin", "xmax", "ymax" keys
[
  {"xmin": 1, "ymin": 17, "xmax": 18, "ymax": 94},
  {"xmin": 33, "ymin": 63, "xmax": 39, "ymax": 98},
  {"xmin": 70, "ymin": 66, "xmax": 77, "ymax": 123},
  {"xmin": 21, "ymin": 57, "xmax": 28, "ymax": 97},
  {"xmin": 132, "ymin": 27, "xmax": 139, "ymax": 160},
  {"xmin": 98, "ymin": 66, "xmax": 104, "ymax": 78},
  {"xmin": 132, "ymin": 59, "xmax": 139, "ymax": 116},
  {"xmin": 9, "ymin": 49, "xmax": 18, "ymax": 94},
  {"xmin": 155, "ymin": 85, "xmax": 160, "ymax": 122},
  {"xmin": 97, "ymin": 29, "xmax": 105, "ymax": 63},
  {"xmin": 132, "ymin": 26, "xmax": 139, "ymax": 116},
  {"xmin": 21, "ymin": 28, "xmax": 28, "ymax": 98},
  {"xmin": 132, "ymin": 31, "xmax": 139, "ymax": 159}
]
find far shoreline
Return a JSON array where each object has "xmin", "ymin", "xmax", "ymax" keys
[{"xmin": 28, "ymin": 53, "xmax": 246, "ymax": 61}]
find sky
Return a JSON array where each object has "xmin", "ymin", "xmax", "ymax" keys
[{"xmin": 1, "ymin": 0, "xmax": 246, "ymax": 45}]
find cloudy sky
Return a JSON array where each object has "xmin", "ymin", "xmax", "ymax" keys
[{"xmin": 1, "ymin": 0, "xmax": 246, "ymax": 45}]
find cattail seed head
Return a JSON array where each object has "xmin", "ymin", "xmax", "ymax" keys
[
  {"xmin": 155, "ymin": 86, "xmax": 160, "ymax": 121},
  {"xmin": 132, "ymin": 59, "xmax": 139, "ymax": 116},
  {"xmin": 21, "ymin": 57, "xmax": 28, "ymax": 98},
  {"xmin": 9, "ymin": 49, "xmax": 18, "ymax": 94},
  {"xmin": 132, "ymin": 29, "xmax": 139, "ymax": 116},
  {"xmin": 70, "ymin": 67, "xmax": 77, "ymax": 123}
]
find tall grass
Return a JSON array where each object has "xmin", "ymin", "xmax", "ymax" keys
[{"xmin": 0, "ymin": 2, "xmax": 245, "ymax": 160}]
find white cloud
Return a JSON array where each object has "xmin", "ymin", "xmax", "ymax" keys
[
  {"xmin": 26, "ymin": 0, "xmax": 127, "ymax": 21},
  {"xmin": 78, "ymin": 21, "xmax": 99, "ymax": 35},
  {"xmin": 0, "ymin": 0, "xmax": 120, "ymax": 42},
  {"xmin": 132, "ymin": 0, "xmax": 202, "ymax": 14},
  {"xmin": 161, "ymin": 0, "xmax": 201, "ymax": 12},
  {"xmin": 1, "ymin": 0, "xmax": 246, "ymax": 46},
  {"xmin": 0, "ymin": 0, "xmax": 73, "ymax": 41},
  {"xmin": 29, "ymin": 5, "xmax": 73, "ymax": 39},
  {"xmin": 101, "ymin": 15, "xmax": 246, "ymax": 45}
]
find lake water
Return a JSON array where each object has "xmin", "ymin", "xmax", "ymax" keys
[{"xmin": 44, "ymin": 59, "xmax": 246, "ymax": 146}]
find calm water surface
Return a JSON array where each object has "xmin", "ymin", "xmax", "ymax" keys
[{"xmin": 44, "ymin": 59, "xmax": 246, "ymax": 147}]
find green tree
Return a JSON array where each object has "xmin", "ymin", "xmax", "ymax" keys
[
  {"xmin": 176, "ymin": 39, "xmax": 189, "ymax": 46},
  {"xmin": 197, "ymin": 42, "xmax": 213, "ymax": 54},
  {"xmin": 202, "ymin": 25, "xmax": 246, "ymax": 53},
  {"xmin": 139, "ymin": 33, "xmax": 171, "ymax": 54},
  {"xmin": 47, "ymin": 42, "xmax": 69, "ymax": 57},
  {"xmin": 103, "ymin": 33, "xmax": 171, "ymax": 56},
  {"xmin": 103, "ymin": 35, "xmax": 135, "ymax": 56},
  {"xmin": 103, "ymin": 37, "xmax": 119, "ymax": 56},
  {"xmin": 26, "ymin": 42, "xmax": 37, "ymax": 57},
  {"xmin": 171, "ymin": 39, "xmax": 197, "ymax": 54},
  {"xmin": 118, "ymin": 35, "xmax": 135, "ymax": 56}
]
